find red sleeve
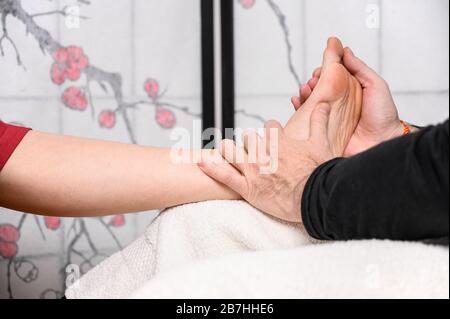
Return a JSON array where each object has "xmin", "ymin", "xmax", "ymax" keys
[{"xmin": 0, "ymin": 121, "xmax": 31, "ymax": 171}]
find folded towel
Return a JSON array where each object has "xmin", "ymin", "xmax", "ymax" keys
[
  {"xmin": 66, "ymin": 200, "xmax": 311, "ymax": 299},
  {"xmin": 66, "ymin": 200, "xmax": 449, "ymax": 299},
  {"xmin": 132, "ymin": 240, "xmax": 449, "ymax": 299}
]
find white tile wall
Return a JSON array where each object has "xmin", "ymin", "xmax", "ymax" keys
[
  {"xmin": 382, "ymin": 0, "xmax": 449, "ymax": 92},
  {"xmin": 0, "ymin": 98, "xmax": 60, "ymax": 133},
  {"xmin": 0, "ymin": 0, "xmax": 60, "ymax": 98},
  {"xmin": 235, "ymin": 0, "xmax": 449, "ymax": 129},
  {"xmin": 134, "ymin": 0, "xmax": 202, "ymax": 100},
  {"xmin": 235, "ymin": 0, "xmax": 304, "ymax": 96},
  {"xmin": 58, "ymin": 0, "xmax": 135, "ymax": 98},
  {"xmin": 134, "ymin": 97, "xmax": 202, "ymax": 148},
  {"xmin": 0, "ymin": 0, "xmax": 202, "ymax": 299},
  {"xmin": 394, "ymin": 92, "xmax": 450, "ymax": 127},
  {"xmin": 0, "ymin": 256, "xmax": 65, "ymax": 299},
  {"xmin": 304, "ymin": 0, "xmax": 380, "ymax": 73},
  {"xmin": 60, "ymin": 98, "xmax": 134, "ymax": 143}
]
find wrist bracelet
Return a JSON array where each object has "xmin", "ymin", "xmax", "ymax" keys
[{"xmin": 400, "ymin": 120, "xmax": 412, "ymax": 136}]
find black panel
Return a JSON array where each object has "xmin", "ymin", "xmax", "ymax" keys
[
  {"xmin": 201, "ymin": 0, "xmax": 216, "ymax": 147},
  {"xmin": 221, "ymin": 0, "xmax": 235, "ymax": 138}
]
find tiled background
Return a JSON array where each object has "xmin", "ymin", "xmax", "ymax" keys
[
  {"xmin": 235, "ymin": 0, "xmax": 449, "ymax": 129},
  {"xmin": 0, "ymin": 0, "xmax": 201, "ymax": 299},
  {"xmin": 0, "ymin": 0, "xmax": 449, "ymax": 299}
]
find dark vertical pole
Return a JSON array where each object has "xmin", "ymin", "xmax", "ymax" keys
[
  {"xmin": 221, "ymin": 0, "xmax": 235, "ymax": 138},
  {"xmin": 201, "ymin": 0, "xmax": 216, "ymax": 147}
]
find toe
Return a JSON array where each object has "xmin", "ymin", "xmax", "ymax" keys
[
  {"xmin": 308, "ymin": 77, "xmax": 319, "ymax": 90},
  {"xmin": 322, "ymin": 37, "xmax": 345, "ymax": 67},
  {"xmin": 313, "ymin": 67, "xmax": 322, "ymax": 78},
  {"xmin": 300, "ymin": 84, "xmax": 312, "ymax": 104},
  {"xmin": 291, "ymin": 96, "xmax": 301, "ymax": 110}
]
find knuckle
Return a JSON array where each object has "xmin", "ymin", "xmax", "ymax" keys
[
  {"xmin": 222, "ymin": 172, "xmax": 235, "ymax": 185},
  {"xmin": 265, "ymin": 120, "xmax": 280, "ymax": 129}
]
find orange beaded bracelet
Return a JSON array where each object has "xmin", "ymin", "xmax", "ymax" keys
[{"xmin": 400, "ymin": 120, "xmax": 412, "ymax": 136}]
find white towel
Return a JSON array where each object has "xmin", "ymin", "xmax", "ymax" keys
[
  {"xmin": 132, "ymin": 240, "xmax": 449, "ymax": 299},
  {"xmin": 65, "ymin": 200, "xmax": 449, "ymax": 299}
]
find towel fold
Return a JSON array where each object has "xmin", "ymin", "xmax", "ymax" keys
[
  {"xmin": 132, "ymin": 240, "xmax": 449, "ymax": 299},
  {"xmin": 66, "ymin": 200, "xmax": 449, "ymax": 299},
  {"xmin": 66, "ymin": 200, "xmax": 310, "ymax": 299}
]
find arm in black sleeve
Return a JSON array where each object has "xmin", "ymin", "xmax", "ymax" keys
[{"xmin": 301, "ymin": 120, "xmax": 449, "ymax": 242}]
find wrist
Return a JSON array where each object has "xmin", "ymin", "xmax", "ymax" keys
[{"xmin": 391, "ymin": 120, "xmax": 417, "ymax": 139}]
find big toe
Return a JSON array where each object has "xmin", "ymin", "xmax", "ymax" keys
[{"xmin": 322, "ymin": 37, "xmax": 344, "ymax": 67}]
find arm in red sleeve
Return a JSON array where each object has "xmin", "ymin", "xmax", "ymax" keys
[{"xmin": 0, "ymin": 121, "xmax": 31, "ymax": 171}]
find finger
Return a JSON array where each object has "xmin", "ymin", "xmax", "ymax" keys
[
  {"xmin": 264, "ymin": 120, "xmax": 283, "ymax": 154},
  {"xmin": 322, "ymin": 37, "xmax": 344, "ymax": 67},
  {"xmin": 343, "ymin": 47, "xmax": 382, "ymax": 88},
  {"xmin": 198, "ymin": 161, "xmax": 247, "ymax": 195},
  {"xmin": 291, "ymin": 96, "xmax": 302, "ymax": 111},
  {"xmin": 220, "ymin": 139, "xmax": 248, "ymax": 173},
  {"xmin": 300, "ymin": 84, "xmax": 312, "ymax": 105},
  {"xmin": 242, "ymin": 129, "xmax": 262, "ymax": 164},
  {"xmin": 309, "ymin": 103, "xmax": 331, "ymax": 142}
]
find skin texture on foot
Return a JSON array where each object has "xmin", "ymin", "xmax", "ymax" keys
[
  {"xmin": 284, "ymin": 38, "xmax": 362, "ymax": 157},
  {"xmin": 293, "ymin": 45, "xmax": 410, "ymax": 157}
]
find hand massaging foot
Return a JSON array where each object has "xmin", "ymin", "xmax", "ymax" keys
[{"xmin": 284, "ymin": 37, "xmax": 362, "ymax": 157}]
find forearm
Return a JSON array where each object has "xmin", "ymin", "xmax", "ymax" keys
[{"xmin": 0, "ymin": 131, "xmax": 239, "ymax": 217}]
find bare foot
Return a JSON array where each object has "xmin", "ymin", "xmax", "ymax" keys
[{"xmin": 285, "ymin": 37, "xmax": 362, "ymax": 157}]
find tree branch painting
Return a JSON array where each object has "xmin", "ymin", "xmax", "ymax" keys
[
  {"xmin": 0, "ymin": 0, "xmax": 197, "ymax": 299},
  {"xmin": 0, "ymin": 0, "xmax": 200, "ymax": 145},
  {"xmin": 237, "ymin": 0, "xmax": 302, "ymax": 124},
  {"xmin": 0, "ymin": 0, "xmax": 299, "ymax": 299}
]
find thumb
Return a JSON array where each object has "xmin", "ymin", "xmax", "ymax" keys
[
  {"xmin": 343, "ymin": 47, "xmax": 381, "ymax": 88},
  {"xmin": 309, "ymin": 103, "xmax": 331, "ymax": 142}
]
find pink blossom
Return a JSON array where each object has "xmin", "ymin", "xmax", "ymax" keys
[
  {"xmin": 144, "ymin": 79, "xmax": 159, "ymax": 99},
  {"xmin": 155, "ymin": 107, "xmax": 176, "ymax": 129},
  {"xmin": 239, "ymin": 0, "xmax": 256, "ymax": 9},
  {"xmin": 51, "ymin": 63, "xmax": 66, "ymax": 85},
  {"xmin": 44, "ymin": 217, "xmax": 61, "ymax": 231},
  {"xmin": 62, "ymin": 87, "xmax": 88, "ymax": 111},
  {"xmin": 0, "ymin": 224, "xmax": 20, "ymax": 243},
  {"xmin": 51, "ymin": 46, "xmax": 89, "ymax": 85},
  {"xmin": 99, "ymin": 110, "xmax": 116, "ymax": 129},
  {"xmin": 0, "ymin": 241, "xmax": 18, "ymax": 259},
  {"xmin": 66, "ymin": 46, "xmax": 89, "ymax": 70},
  {"xmin": 110, "ymin": 215, "xmax": 125, "ymax": 227},
  {"xmin": 0, "ymin": 224, "xmax": 20, "ymax": 259}
]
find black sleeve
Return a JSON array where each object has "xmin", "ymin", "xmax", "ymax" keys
[{"xmin": 301, "ymin": 120, "xmax": 449, "ymax": 242}]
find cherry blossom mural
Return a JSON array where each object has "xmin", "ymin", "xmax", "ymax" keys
[
  {"xmin": 1, "ymin": 0, "xmax": 288, "ymax": 299},
  {"xmin": 1, "ymin": 0, "xmax": 200, "ymax": 144},
  {"xmin": 1, "ymin": 208, "xmax": 131, "ymax": 298},
  {"xmin": 0, "ymin": 224, "xmax": 19, "ymax": 259},
  {"xmin": 0, "ymin": 0, "xmax": 200, "ymax": 299},
  {"xmin": 4, "ymin": 0, "xmax": 295, "ymax": 297}
]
